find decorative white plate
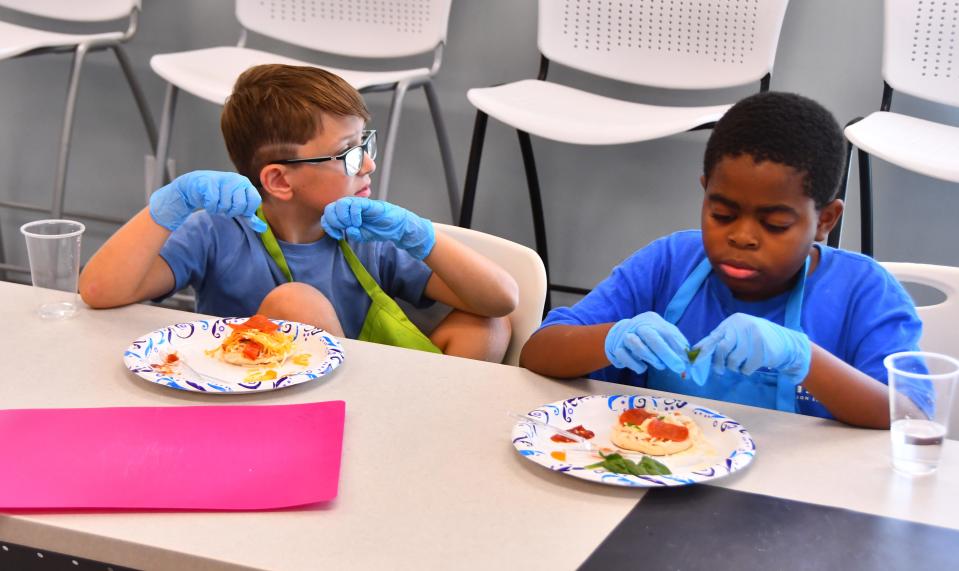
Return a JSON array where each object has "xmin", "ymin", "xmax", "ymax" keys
[
  {"xmin": 512, "ymin": 394, "xmax": 756, "ymax": 487},
  {"xmin": 124, "ymin": 317, "xmax": 345, "ymax": 394}
]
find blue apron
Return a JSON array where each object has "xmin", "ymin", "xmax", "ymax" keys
[{"xmin": 647, "ymin": 256, "xmax": 823, "ymax": 414}]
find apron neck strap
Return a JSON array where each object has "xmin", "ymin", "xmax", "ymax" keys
[
  {"xmin": 663, "ymin": 257, "xmax": 713, "ymax": 323},
  {"xmin": 338, "ymin": 240, "xmax": 382, "ymax": 297},
  {"xmin": 255, "ymin": 206, "xmax": 294, "ymax": 283},
  {"xmin": 254, "ymin": 207, "xmax": 383, "ymax": 300},
  {"xmin": 664, "ymin": 254, "xmax": 810, "ymax": 331},
  {"xmin": 782, "ymin": 255, "xmax": 809, "ymax": 330}
]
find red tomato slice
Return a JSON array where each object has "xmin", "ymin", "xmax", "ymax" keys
[
  {"xmin": 647, "ymin": 419, "xmax": 689, "ymax": 442},
  {"xmin": 243, "ymin": 314, "xmax": 278, "ymax": 333},
  {"xmin": 618, "ymin": 408, "xmax": 655, "ymax": 427},
  {"xmin": 242, "ymin": 341, "xmax": 263, "ymax": 360}
]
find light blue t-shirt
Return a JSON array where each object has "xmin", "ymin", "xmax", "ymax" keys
[
  {"xmin": 540, "ymin": 230, "xmax": 922, "ymax": 412},
  {"xmin": 157, "ymin": 212, "xmax": 434, "ymax": 338}
]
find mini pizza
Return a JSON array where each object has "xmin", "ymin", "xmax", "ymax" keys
[
  {"xmin": 610, "ymin": 407, "xmax": 700, "ymax": 456},
  {"xmin": 206, "ymin": 314, "xmax": 294, "ymax": 366}
]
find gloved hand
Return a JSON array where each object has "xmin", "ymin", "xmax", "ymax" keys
[
  {"xmin": 689, "ymin": 313, "xmax": 812, "ymax": 386},
  {"xmin": 321, "ymin": 197, "xmax": 435, "ymax": 260},
  {"xmin": 604, "ymin": 312, "xmax": 690, "ymax": 375},
  {"xmin": 149, "ymin": 170, "xmax": 266, "ymax": 233}
]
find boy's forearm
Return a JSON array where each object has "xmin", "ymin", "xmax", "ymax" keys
[
  {"xmin": 423, "ymin": 233, "xmax": 518, "ymax": 316},
  {"xmin": 800, "ymin": 344, "xmax": 891, "ymax": 429},
  {"xmin": 520, "ymin": 323, "xmax": 614, "ymax": 378},
  {"xmin": 79, "ymin": 207, "xmax": 173, "ymax": 308}
]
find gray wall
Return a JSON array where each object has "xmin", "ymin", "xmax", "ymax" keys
[{"xmin": 1, "ymin": 0, "xmax": 957, "ymax": 309}]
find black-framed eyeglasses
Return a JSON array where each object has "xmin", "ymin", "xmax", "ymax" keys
[{"xmin": 271, "ymin": 130, "xmax": 377, "ymax": 176}]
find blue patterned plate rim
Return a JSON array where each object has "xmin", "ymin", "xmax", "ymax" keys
[
  {"xmin": 123, "ymin": 317, "xmax": 345, "ymax": 394},
  {"xmin": 511, "ymin": 394, "xmax": 756, "ymax": 488}
]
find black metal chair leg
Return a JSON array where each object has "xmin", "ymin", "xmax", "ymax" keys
[
  {"xmin": 459, "ymin": 110, "xmax": 489, "ymax": 229},
  {"xmin": 828, "ymin": 138, "xmax": 856, "ymax": 249},
  {"xmin": 516, "ymin": 130, "xmax": 552, "ymax": 312},
  {"xmin": 858, "ymin": 149, "xmax": 874, "ymax": 257}
]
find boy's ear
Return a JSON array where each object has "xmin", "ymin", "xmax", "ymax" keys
[
  {"xmin": 259, "ymin": 164, "xmax": 294, "ymax": 201},
  {"xmin": 700, "ymin": 174, "xmax": 707, "ymax": 191},
  {"xmin": 815, "ymin": 199, "xmax": 844, "ymax": 241}
]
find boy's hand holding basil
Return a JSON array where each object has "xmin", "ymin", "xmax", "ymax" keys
[
  {"xmin": 605, "ymin": 312, "xmax": 691, "ymax": 375},
  {"xmin": 689, "ymin": 312, "xmax": 812, "ymax": 386}
]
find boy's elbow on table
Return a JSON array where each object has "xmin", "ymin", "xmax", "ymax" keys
[
  {"xmin": 79, "ymin": 273, "xmax": 133, "ymax": 309},
  {"xmin": 78, "ymin": 278, "xmax": 111, "ymax": 309}
]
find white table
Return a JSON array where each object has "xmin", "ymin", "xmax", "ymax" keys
[{"xmin": 1, "ymin": 281, "xmax": 956, "ymax": 570}]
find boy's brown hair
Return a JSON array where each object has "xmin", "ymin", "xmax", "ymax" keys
[{"xmin": 221, "ymin": 64, "xmax": 370, "ymax": 188}]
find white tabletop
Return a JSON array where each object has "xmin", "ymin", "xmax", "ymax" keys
[{"xmin": 1, "ymin": 281, "xmax": 957, "ymax": 570}]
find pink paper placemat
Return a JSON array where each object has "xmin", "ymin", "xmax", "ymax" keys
[{"xmin": 0, "ymin": 401, "xmax": 345, "ymax": 510}]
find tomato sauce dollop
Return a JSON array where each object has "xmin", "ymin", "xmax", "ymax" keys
[{"xmin": 550, "ymin": 424, "xmax": 595, "ymax": 443}]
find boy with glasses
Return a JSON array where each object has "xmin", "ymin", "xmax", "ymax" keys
[{"xmin": 80, "ymin": 64, "xmax": 518, "ymax": 361}]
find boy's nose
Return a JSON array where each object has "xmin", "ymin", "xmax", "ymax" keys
[
  {"xmin": 727, "ymin": 226, "xmax": 759, "ymax": 249},
  {"xmin": 360, "ymin": 152, "xmax": 376, "ymax": 176}
]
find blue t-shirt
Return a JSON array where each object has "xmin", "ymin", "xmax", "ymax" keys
[
  {"xmin": 157, "ymin": 212, "xmax": 434, "ymax": 338},
  {"xmin": 540, "ymin": 230, "xmax": 922, "ymax": 408}
]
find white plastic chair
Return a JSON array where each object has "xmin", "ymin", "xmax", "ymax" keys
[
  {"xmin": 0, "ymin": 0, "xmax": 156, "ymax": 275},
  {"xmin": 881, "ymin": 261, "xmax": 959, "ymax": 438},
  {"xmin": 833, "ymin": 0, "xmax": 959, "ymax": 257},
  {"xmin": 435, "ymin": 223, "xmax": 547, "ymax": 366},
  {"xmin": 459, "ymin": 0, "xmax": 790, "ymax": 308},
  {"xmin": 149, "ymin": 0, "xmax": 458, "ymax": 219}
]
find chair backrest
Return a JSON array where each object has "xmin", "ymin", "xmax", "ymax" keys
[
  {"xmin": 881, "ymin": 262, "xmax": 959, "ymax": 357},
  {"xmin": 236, "ymin": 0, "xmax": 452, "ymax": 58},
  {"xmin": 537, "ymin": 0, "xmax": 790, "ymax": 89},
  {"xmin": 0, "ymin": 0, "xmax": 138, "ymax": 22},
  {"xmin": 882, "ymin": 0, "xmax": 959, "ymax": 107},
  {"xmin": 881, "ymin": 261, "xmax": 959, "ymax": 439},
  {"xmin": 434, "ymin": 224, "xmax": 547, "ymax": 367}
]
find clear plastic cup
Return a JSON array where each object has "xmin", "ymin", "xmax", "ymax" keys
[
  {"xmin": 20, "ymin": 219, "xmax": 85, "ymax": 320},
  {"xmin": 884, "ymin": 351, "xmax": 959, "ymax": 476}
]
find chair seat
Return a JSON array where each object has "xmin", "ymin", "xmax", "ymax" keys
[
  {"xmin": 0, "ymin": 21, "xmax": 124, "ymax": 61},
  {"xmin": 845, "ymin": 112, "xmax": 959, "ymax": 183},
  {"xmin": 466, "ymin": 79, "xmax": 731, "ymax": 145},
  {"xmin": 150, "ymin": 46, "xmax": 431, "ymax": 105}
]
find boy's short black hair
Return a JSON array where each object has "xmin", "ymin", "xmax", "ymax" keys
[{"xmin": 703, "ymin": 91, "xmax": 845, "ymax": 208}]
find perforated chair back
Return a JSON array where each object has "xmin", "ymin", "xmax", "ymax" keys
[
  {"xmin": 882, "ymin": 0, "xmax": 959, "ymax": 107},
  {"xmin": 236, "ymin": 0, "xmax": 452, "ymax": 58},
  {"xmin": 435, "ymin": 224, "xmax": 547, "ymax": 367},
  {"xmin": 537, "ymin": 0, "xmax": 789, "ymax": 89},
  {"xmin": 0, "ymin": 0, "xmax": 139, "ymax": 22}
]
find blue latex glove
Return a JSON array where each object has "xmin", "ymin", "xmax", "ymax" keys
[
  {"xmin": 689, "ymin": 313, "xmax": 812, "ymax": 387},
  {"xmin": 148, "ymin": 170, "xmax": 266, "ymax": 233},
  {"xmin": 321, "ymin": 197, "xmax": 435, "ymax": 260},
  {"xmin": 604, "ymin": 312, "xmax": 690, "ymax": 375}
]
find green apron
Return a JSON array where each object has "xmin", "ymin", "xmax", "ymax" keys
[{"xmin": 255, "ymin": 208, "xmax": 442, "ymax": 354}]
